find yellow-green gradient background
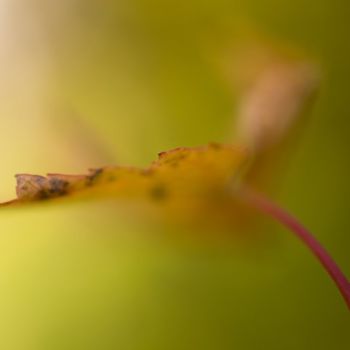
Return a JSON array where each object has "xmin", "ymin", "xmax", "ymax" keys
[{"xmin": 0, "ymin": 1, "xmax": 349, "ymax": 349}]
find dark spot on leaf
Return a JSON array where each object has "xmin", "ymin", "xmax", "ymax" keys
[
  {"xmin": 37, "ymin": 190, "xmax": 50, "ymax": 200},
  {"xmin": 150, "ymin": 185, "xmax": 168, "ymax": 201},
  {"xmin": 209, "ymin": 142, "xmax": 222, "ymax": 150},
  {"xmin": 107, "ymin": 175, "xmax": 117, "ymax": 182},
  {"xmin": 87, "ymin": 168, "xmax": 104, "ymax": 186},
  {"xmin": 48, "ymin": 178, "xmax": 69, "ymax": 196}
]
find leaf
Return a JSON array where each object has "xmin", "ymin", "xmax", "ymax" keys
[{"xmin": 2, "ymin": 143, "xmax": 250, "ymax": 224}]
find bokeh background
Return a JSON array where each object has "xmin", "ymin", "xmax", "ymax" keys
[{"xmin": 0, "ymin": 0, "xmax": 349, "ymax": 349}]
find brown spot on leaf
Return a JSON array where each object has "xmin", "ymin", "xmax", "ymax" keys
[
  {"xmin": 150, "ymin": 185, "xmax": 168, "ymax": 201},
  {"xmin": 87, "ymin": 168, "xmax": 104, "ymax": 186},
  {"xmin": 15, "ymin": 174, "xmax": 48, "ymax": 200}
]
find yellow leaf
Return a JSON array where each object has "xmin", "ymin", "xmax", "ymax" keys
[{"xmin": 2, "ymin": 143, "xmax": 250, "ymax": 226}]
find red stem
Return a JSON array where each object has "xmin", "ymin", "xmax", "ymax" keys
[{"xmin": 240, "ymin": 186, "xmax": 350, "ymax": 311}]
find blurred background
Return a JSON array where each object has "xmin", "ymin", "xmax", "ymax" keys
[{"xmin": 0, "ymin": 0, "xmax": 349, "ymax": 349}]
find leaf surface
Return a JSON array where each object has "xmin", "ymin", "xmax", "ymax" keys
[{"xmin": 2, "ymin": 144, "xmax": 249, "ymax": 224}]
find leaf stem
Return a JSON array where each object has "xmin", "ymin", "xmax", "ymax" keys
[{"xmin": 239, "ymin": 186, "xmax": 350, "ymax": 311}]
